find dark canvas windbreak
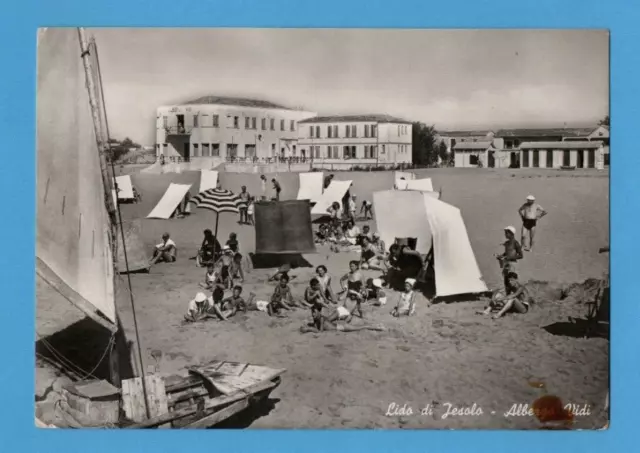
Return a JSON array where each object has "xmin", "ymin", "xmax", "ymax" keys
[
  {"xmin": 116, "ymin": 219, "xmax": 150, "ymax": 273},
  {"xmin": 255, "ymin": 200, "xmax": 316, "ymax": 254}
]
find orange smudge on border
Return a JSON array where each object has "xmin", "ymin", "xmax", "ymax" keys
[{"xmin": 532, "ymin": 395, "xmax": 574, "ymax": 426}]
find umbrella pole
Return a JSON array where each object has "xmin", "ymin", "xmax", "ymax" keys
[{"xmin": 213, "ymin": 211, "xmax": 220, "ymax": 256}]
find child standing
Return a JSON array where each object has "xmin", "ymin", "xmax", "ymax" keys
[
  {"xmin": 305, "ymin": 278, "xmax": 331, "ymax": 329},
  {"xmin": 229, "ymin": 252, "xmax": 245, "ymax": 285},
  {"xmin": 348, "ymin": 194, "xmax": 358, "ymax": 223},
  {"xmin": 247, "ymin": 197, "xmax": 255, "ymax": 226},
  {"xmin": 360, "ymin": 200, "xmax": 374, "ymax": 220},
  {"xmin": 226, "ymin": 233, "xmax": 240, "ymax": 254},
  {"xmin": 316, "ymin": 265, "xmax": 337, "ymax": 303},
  {"xmin": 496, "ymin": 226, "xmax": 524, "ymax": 289},
  {"xmin": 340, "ymin": 260, "xmax": 366, "ymax": 301}
]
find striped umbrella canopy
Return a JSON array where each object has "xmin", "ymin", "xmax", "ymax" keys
[{"xmin": 190, "ymin": 188, "xmax": 242, "ymax": 213}]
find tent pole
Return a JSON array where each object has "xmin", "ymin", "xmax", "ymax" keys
[{"xmin": 213, "ymin": 211, "xmax": 220, "ymax": 256}]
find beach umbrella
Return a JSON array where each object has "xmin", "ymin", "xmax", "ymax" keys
[{"xmin": 190, "ymin": 189, "xmax": 242, "ymax": 250}]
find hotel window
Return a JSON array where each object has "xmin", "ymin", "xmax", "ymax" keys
[
  {"xmin": 398, "ymin": 125, "xmax": 401, "ymax": 135},
  {"xmin": 270, "ymin": 118, "xmax": 275, "ymax": 130},
  {"xmin": 192, "ymin": 143, "xmax": 199, "ymax": 157},
  {"xmin": 271, "ymin": 143, "xmax": 276, "ymax": 155},
  {"xmin": 202, "ymin": 143, "xmax": 210, "ymax": 157},
  {"xmin": 211, "ymin": 144, "xmax": 220, "ymax": 157},
  {"xmin": 261, "ymin": 118, "xmax": 266, "ymax": 130},
  {"xmin": 364, "ymin": 125, "xmax": 370, "ymax": 138},
  {"xmin": 371, "ymin": 125, "xmax": 377, "ymax": 137},
  {"xmin": 245, "ymin": 117, "xmax": 251, "ymax": 129},
  {"xmin": 245, "ymin": 144, "xmax": 256, "ymax": 159},
  {"xmin": 163, "ymin": 116, "xmax": 168, "ymax": 128},
  {"xmin": 313, "ymin": 146, "xmax": 321, "ymax": 158},
  {"xmin": 310, "ymin": 126, "xmax": 315, "ymax": 138},
  {"xmin": 328, "ymin": 125, "xmax": 333, "ymax": 138},
  {"xmin": 213, "ymin": 115, "xmax": 219, "ymax": 127},
  {"xmin": 252, "ymin": 117, "xmax": 257, "ymax": 130},
  {"xmin": 193, "ymin": 115, "xmax": 199, "ymax": 128},
  {"xmin": 333, "ymin": 125, "xmax": 338, "ymax": 138},
  {"xmin": 365, "ymin": 145, "xmax": 377, "ymax": 159},
  {"xmin": 233, "ymin": 116, "xmax": 239, "ymax": 129},
  {"xmin": 346, "ymin": 125, "xmax": 350, "ymax": 137},
  {"xmin": 315, "ymin": 126, "xmax": 321, "ymax": 138},
  {"xmin": 280, "ymin": 119, "xmax": 285, "ymax": 131},
  {"xmin": 351, "ymin": 125, "xmax": 357, "ymax": 137},
  {"xmin": 290, "ymin": 120, "xmax": 295, "ymax": 131}
]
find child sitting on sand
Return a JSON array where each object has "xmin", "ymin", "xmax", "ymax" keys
[
  {"xmin": 229, "ymin": 252, "xmax": 245, "ymax": 284},
  {"xmin": 199, "ymin": 264, "xmax": 217, "ymax": 290},
  {"xmin": 221, "ymin": 285, "xmax": 251, "ymax": 316},
  {"xmin": 268, "ymin": 274, "xmax": 309, "ymax": 316},
  {"xmin": 268, "ymin": 263, "xmax": 297, "ymax": 282},
  {"xmin": 184, "ymin": 291, "xmax": 229, "ymax": 323},
  {"xmin": 481, "ymin": 272, "xmax": 532, "ymax": 319},
  {"xmin": 364, "ymin": 278, "xmax": 387, "ymax": 306},
  {"xmin": 391, "ymin": 278, "xmax": 417, "ymax": 317}
]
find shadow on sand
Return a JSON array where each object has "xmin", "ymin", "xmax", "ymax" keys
[
  {"xmin": 249, "ymin": 253, "xmax": 313, "ymax": 270},
  {"xmin": 36, "ymin": 316, "xmax": 135, "ymax": 385},
  {"xmin": 542, "ymin": 319, "xmax": 609, "ymax": 340}
]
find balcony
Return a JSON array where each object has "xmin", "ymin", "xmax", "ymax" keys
[{"xmin": 164, "ymin": 125, "xmax": 193, "ymax": 137}]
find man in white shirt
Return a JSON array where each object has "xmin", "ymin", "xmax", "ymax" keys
[
  {"xmin": 260, "ymin": 175, "xmax": 267, "ymax": 200},
  {"xmin": 150, "ymin": 232, "xmax": 177, "ymax": 265}
]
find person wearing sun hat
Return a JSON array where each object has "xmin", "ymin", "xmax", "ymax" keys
[
  {"xmin": 184, "ymin": 292, "xmax": 212, "ymax": 322},
  {"xmin": 391, "ymin": 278, "xmax": 417, "ymax": 317},
  {"xmin": 518, "ymin": 194, "xmax": 547, "ymax": 251},
  {"xmin": 496, "ymin": 225, "xmax": 523, "ymax": 289}
]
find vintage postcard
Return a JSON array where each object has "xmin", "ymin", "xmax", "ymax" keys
[{"xmin": 35, "ymin": 28, "xmax": 609, "ymax": 429}]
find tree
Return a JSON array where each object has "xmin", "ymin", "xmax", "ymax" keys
[
  {"xmin": 438, "ymin": 141, "xmax": 450, "ymax": 166},
  {"xmin": 598, "ymin": 115, "xmax": 610, "ymax": 127},
  {"xmin": 411, "ymin": 122, "xmax": 438, "ymax": 167}
]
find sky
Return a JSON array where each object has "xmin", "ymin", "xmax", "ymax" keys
[{"xmin": 88, "ymin": 28, "xmax": 609, "ymax": 145}]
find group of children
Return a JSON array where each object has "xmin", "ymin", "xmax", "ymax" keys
[{"xmin": 481, "ymin": 194, "xmax": 547, "ymax": 319}]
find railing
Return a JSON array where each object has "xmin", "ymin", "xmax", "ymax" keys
[{"xmin": 164, "ymin": 125, "xmax": 193, "ymax": 135}]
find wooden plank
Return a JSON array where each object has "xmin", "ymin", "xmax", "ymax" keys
[
  {"xmin": 126, "ymin": 379, "xmax": 278, "ymax": 429},
  {"xmin": 122, "ymin": 375, "xmax": 169, "ymax": 423},
  {"xmin": 184, "ymin": 398, "xmax": 249, "ymax": 429},
  {"xmin": 215, "ymin": 362, "xmax": 246, "ymax": 376}
]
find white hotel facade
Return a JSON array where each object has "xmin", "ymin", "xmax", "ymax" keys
[
  {"xmin": 155, "ymin": 97, "xmax": 414, "ymax": 166},
  {"xmin": 296, "ymin": 115, "xmax": 413, "ymax": 165}
]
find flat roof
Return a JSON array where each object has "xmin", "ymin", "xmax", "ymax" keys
[
  {"xmin": 519, "ymin": 141, "xmax": 602, "ymax": 149},
  {"xmin": 453, "ymin": 141, "xmax": 493, "ymax": 150},
  {"xmin": 298, "ymin": 114, "xmax": 412, "ymax": 124}
]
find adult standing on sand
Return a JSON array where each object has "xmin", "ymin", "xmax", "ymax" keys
[
  {"xmin": 272, "ymin": 177, "xmax": 282, "ymax": 201},
  {"xmin": 496, "ymin": 226, "xmax": 523, "ymax": 289},
  {"xmin": 518, "ymin": 195, "xmax": 547, "ymax": 251}
]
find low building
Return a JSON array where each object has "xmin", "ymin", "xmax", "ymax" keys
[
  {"xmin": 297, "ymin": 114, "xmax": 413, "ymax": 166},
  {"xmin": 438, "ymin": 130, "xmax": 495, "ymax": 154},
  {"xmin": 453, "ymin": 141, "xmax": 514, "ymax": 168},
  {"xmin": 155, "ymin": 96, "xmax": 316, "ymax": 163},
  {"xmin": 519, "ymin": 141, "xmax": 605, "ymax": 169}
]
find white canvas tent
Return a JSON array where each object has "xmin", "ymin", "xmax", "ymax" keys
[
  {"xmin": 405, "ymin": 178, "xmax": 434, "ymax": 192},
  {"xmin": 373, "ymin": 190, "xmax": 487, "ymax": 297},
  {"xmin": 147, "ymin": 183, "xmax": 192, "ymax": 219},
  {"xmin": 112, "ymin": 174, "xmax": 134, "ymax": 203},
  {"xmin": 199, "ymin": 169, "xmax": 219, "ymax": 193},
  {"xmin": 311, "ymin": 180, "xmax": 352, "ymax": 215},
  {"xmin": 394, "ymin": 171, "xmax": 415, "ymax": 190},
  {"xmin": 297, "ymin": 172, "xmax": 324, "ymax": 204}
]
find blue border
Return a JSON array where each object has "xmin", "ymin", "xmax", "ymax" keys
[{"xmin": 1, "ymin": 0, "xmax": 636, "ymax": 451}]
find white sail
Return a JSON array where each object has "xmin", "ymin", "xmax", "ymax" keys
[{"xmin": 36, "ymin": 28, "xmax": 116, "ymax": 330}]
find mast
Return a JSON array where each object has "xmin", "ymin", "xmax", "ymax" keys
[{"xmin": 78, "ymin": 28, "xmax": 151, "ymax": 419}]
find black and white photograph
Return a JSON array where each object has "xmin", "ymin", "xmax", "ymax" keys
[{"xmin": 36, "ymin": 27, "xmax": 609, "ymax": 429}]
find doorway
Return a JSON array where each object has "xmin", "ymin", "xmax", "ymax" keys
[
  {"xmin": 563, "ymin": 150, "xmax": 570, "ymax": 167},
  {"xmin": 487, "ymin": 151, "xmax": 495, "ymax": 168},
  {"xmin": 182, "ymin": 143, "xmax": 190, "ymax": 162},
  {"xmin": 510, "ymin": 151, "xmax": 520, "ymax": 168},
  {"xmin": 577, "ymin": 150, "xmax": 584, "ymax": 168},
  {"xmin": 177, "ymin": 114, "xmax": 185, "ymax": 133},
  {"xmin": 521, "ymin": 150, "xmax": 529, "ymax": 167},
  {"xmin": 588, "ymin": 150, "xmax": 595, "ymax": 168}
]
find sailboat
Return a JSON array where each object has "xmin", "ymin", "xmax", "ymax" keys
[{"xmin": 35, "ymin": 27, "xmax": 284, "ymax": 429}]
